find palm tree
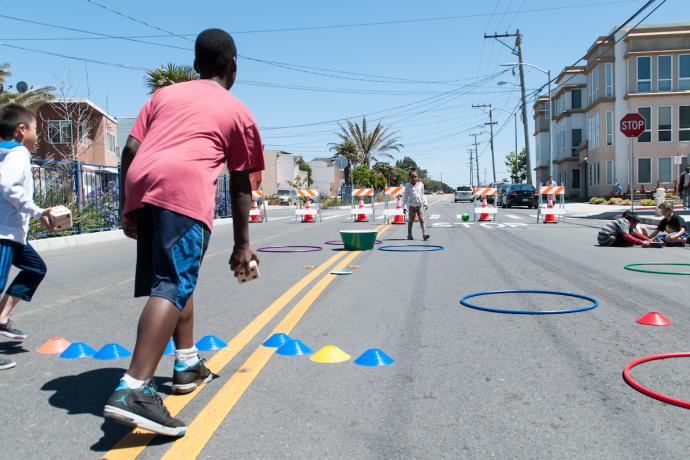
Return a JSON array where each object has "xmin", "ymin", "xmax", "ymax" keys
[
  {"xmin": 144, "ymin": 63, "xmax": 198, "ymax": 94},
  {"xmin": 335, "ymin": 116, "xmax": 403, "ymax": 167},
  {"xmin": 0, "ymin": 63, "xmax": 54, "ymax": 108},
  {"xmin": 329, "ymin": 138, "xmax": 358, "ymax": 186}
]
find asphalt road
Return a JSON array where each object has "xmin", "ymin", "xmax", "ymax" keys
[{"xmin": 3, "ymin": 196, "xmax": 690, "ymax": 459}]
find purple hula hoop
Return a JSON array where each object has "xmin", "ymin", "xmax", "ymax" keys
[{"xmin": 257, "ymin": 246, "xmax": 323, "ymax": 253}]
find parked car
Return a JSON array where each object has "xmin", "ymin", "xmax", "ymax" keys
[
  {"xmin": 454, "ymin": 186, "xmax": 473, "ymax": 202},
  {"xmin": 501, "ymin": 184, "xmax": 538, "ymax": 208},
  {"xmin": 276, "ymin": 188, "xmax": 297, "ymax": 205}
]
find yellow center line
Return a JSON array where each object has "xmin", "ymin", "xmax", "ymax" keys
[
  {"xmin": 160, "ymin": 225, "xmax": 392, "ymax": 460},
  {"xmin": 103, "ymin": 225, "xmax": 386, "ymax": 460}
]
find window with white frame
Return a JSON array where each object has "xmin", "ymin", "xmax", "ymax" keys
[
  {"xmin": 47, "ymin": 120, "xmax": 71, "ymax": 144},
  {"xmin": 588, "ymin": 113, "xmax": 601, "ymax": 149},
  {"xmin": 658, "ymin": 106, "xmax": 672, "ymax": 142},
  {"xmin": 658, "ymin": 157, "xmax": 672, "ymax": 183},
  {"xmin": 679, "ymin": 55, "xmax": 690, "ymax": 90},
  {"xmin": 606, "ymin": 160, "xmax": 614, "ymax": 185},
  {"xmin": 605, "ymin": 63, "xmax": 613, "ymax": 97},
  {"xmin": 595, "ymin": 112, "xmax": 600, "ymax": 148},
  {"xmin": 593, "ymin": 66, "xmax": 600, "ymax": 100},
  {"xmin": 680, "ymin": 105, "xmax": 690, "ymax": 141},
  {"xmin": 637, "ymin": 158, "xmax": 652, "ymax": 184},
  {"xmin": 606, "ymin": 111, "xmax": 613, "ymax": 146},
  {"xmin": 571, "ymin": 88, "xmax": 582, "ymax": 109},
  {"xmin": 636, "ymin": 56, "xmax": 651, "ymax": 92},
  {"xmin": 658, "ymin": 55, "xmax": 672, "ymax": 91},
  {"xmin": 559, "ymin": 129, "xmax": 566, "ymax": 157},
  {"xmin": 106, "ymin": 132, "xmax": 116, "ymax": 153},
  {"xmin": 76, "ymin": 121, "xmax": 88, "ymax": 145},
  {"xmin": 589, "ymin": 162, "xmax": 600, "ymax": 186},
  {"xmin": 637, "ymin": 107, "xmax": 651, "ymax": 143},
  {"xmin": 572, "ymin": 128, "xmax": 582, "ymax": 153},
  {"xmin": 587, "ymin": 72, "xmax": 593, "ymax": 104},
  {"xmin": 571, "ymin": 168, "xmax": 580, "ymax": 189}
]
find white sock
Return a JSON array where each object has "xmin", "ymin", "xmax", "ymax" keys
[
  {"xmin": 175, "ymin": 346, "xmax": 200, "ymax": 366},
  {"xmin": 122, "ymin": 373, "xmax": 146, "ymax": 389}
]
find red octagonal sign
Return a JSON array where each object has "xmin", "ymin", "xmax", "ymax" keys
[{"xmin": 620, "ymin": 112, "xmax": 646, "ymax": 138}]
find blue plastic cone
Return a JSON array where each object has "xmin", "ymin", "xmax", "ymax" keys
[
  {"xmin": 276, "ymin": 339, "xmax": 313, "ymax": 356},
  {"xmin": 196, "ymin": 335, "xmax": 227, "ymax": 351},
  {"xmin": 94, "ymin": 343, "xmax": 132, "ymax": 360},
  {"xmin": 59, "ymin": 342, "xmax": 97, "ymax": 359},
  {"xmin": 354, "ymin": 349, "xmax": 394, "ymax": 367},
  {"xmin": 163, "ymin": 338, "xmax": 176, "ymax": 356},
  {"xmin": 262, "ymin": 333, "xmax": 291, "ymax": 348}
]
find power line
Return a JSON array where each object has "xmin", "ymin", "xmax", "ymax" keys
[
  {"xmin": 0, "ymin": 0, "xmax": 637, "ymax": 39},
  {"xmin": 85, "ymin": 0, "xmax": 192, "ymax": 42}
]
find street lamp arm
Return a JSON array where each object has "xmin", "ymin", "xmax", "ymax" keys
[{"xmin": 501, "ymin": 62, "xmax": 548, "ymax": 75}]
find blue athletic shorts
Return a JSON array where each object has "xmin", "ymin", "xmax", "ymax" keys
[{"xmin": 134, "ymin": 205, "xmax": 211, "ymax": 310}]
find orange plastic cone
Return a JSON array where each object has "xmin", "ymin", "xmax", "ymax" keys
[
  {"xmin": 356, "ymin": 197, "xmax": 368, "ymax": 222},
  {"xmin": 249, "ymin": 198, "xmax": 262, "ymax": 223},
  {"xmin": 544, "ymin": 194, "xmax": 557, "ymax": 223},
  {"xmin": 393, "ymin": 196, "xmax": 405, "ymax": 224},
  {"xmin": 36, "ymin": 337, "xmax": 71, "ymax": 355},
  {"xmin": 479, "ymin": 195, "xmax": 490, "ymax": 221},
  {"xmin": 303, "ymin": 198, "xmax": 314, "ymax": 222},
  {"xmin": 637, "ymin": 312, "xmax": 671, "ymax": 326}
]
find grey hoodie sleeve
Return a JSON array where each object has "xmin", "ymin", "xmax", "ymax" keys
[{"xmin": 0, "ymin": 148, "xmax": 44, "ymax": 219}]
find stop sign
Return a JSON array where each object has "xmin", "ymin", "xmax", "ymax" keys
[{"xmin": 620, "ymin": 113, "xmax": 646, "ymax": 137}]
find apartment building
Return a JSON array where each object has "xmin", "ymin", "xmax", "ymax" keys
[
  {"xmin": 534, "ymin": 23, "xmax": 690, "ymax": 197},
  {"xmin": 36, "ymin": 99, "xmax": 118, "ymax": 166}
]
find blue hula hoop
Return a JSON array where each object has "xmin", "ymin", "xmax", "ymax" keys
[
  {"xmin": 459, "ymin": 289, "xmax": 599, "ymax": 315},
  {"xmin": 378, "ymin": 244, "xmax": 445, "ymax": 252}
]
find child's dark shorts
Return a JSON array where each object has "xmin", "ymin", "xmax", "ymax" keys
[{"xmin": 134, "ymin": 205, "xmax": 210, "ymax": 311}]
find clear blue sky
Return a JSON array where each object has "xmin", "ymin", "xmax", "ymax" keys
[{"xmin": 1, "ymin": 0, "xmax": 682, "ymax": 186}]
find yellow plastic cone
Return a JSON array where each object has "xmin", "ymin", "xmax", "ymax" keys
[{"xmin": 310, "ymin": 345, "xmax": 351, "ymax": 364}]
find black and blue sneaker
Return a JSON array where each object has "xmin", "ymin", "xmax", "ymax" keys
[
  {"xmin": 172, "ymin": 358, "xmax": 213, "ymax": 395},
  {"xmin": 103, "ymin": 379, "xmax": 186, "ymax": 437}
]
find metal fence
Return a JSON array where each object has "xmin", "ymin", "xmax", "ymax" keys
[{"xmin": 30, "ymin": 159, "xmax": 232, "ymax": 239}]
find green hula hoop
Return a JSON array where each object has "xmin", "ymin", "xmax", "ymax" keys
[{"xmin": 623, "ymin": 263, "xmax": 690, "ymax": 275}]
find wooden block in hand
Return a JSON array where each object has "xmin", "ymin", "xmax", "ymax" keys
[
  {"xmin": 236, "ymin": 260, "xmax": 259, "ymax": 284},
  {"xmin": 48, "ymin": 205, "xmax": 72, "ymax": 230}
]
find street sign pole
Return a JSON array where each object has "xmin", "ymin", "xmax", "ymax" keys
[
  {"xmin": 620, "ymin": 112, "xmax": 647, "ymax": 213},
  {"xmin": 630, "ymin": 138, "xmax": 634, "ymax": 212}
]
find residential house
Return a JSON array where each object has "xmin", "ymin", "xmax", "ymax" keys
[
  {"xmin": 262, "ymin": 150, "xmax": 302, "ymax": 195},
  {"xmin": 308, "ymin": 157, "xmax": 341, "ymax": 196},
  {"xmin": 36, "ymin": 99, "xmax": 118, "ymax": 166},
  {"xmin": 534, "ymin": 23, "xmax": 690, "ymax": 198}
]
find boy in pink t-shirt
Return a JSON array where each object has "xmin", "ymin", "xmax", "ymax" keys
[{"xmin": 104, "ymin": 29, "xmax": 264, "ymax": 437}]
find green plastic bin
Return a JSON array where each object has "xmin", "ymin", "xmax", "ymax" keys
[{"xmin": 339, "ymin": 230, "xmax": 378, "ymax": 251}]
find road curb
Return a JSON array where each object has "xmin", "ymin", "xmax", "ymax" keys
[{"xmin": 30, "ymin": 217, "xmax": 233, "ymax": 253}]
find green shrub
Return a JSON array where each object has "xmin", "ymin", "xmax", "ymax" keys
[
  {"xmin": 589, "ymin": 197, "xmax": 606, "ymax": 204},
  {"xmin": 608, "ymin": 197, "xmax": 623, "ymax": 205},
  {"xmin": 640, "ymin": 199, "xmax": 656, "ymax": 206},
  {"xmin": 320, "ymin": 197, "xmax": 342, "ymax": 208},
  {"xmin": 621, "ymin": 199, "xmax": 631, "ymax": 205}
]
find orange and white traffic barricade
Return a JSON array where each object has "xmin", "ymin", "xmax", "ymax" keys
[
  {"xmin": 472, "ymin": 187, "xmax": 498, "ymax": 222},
  {"xmin": 249, "ymin": 190, "xmax": 267, "ymax": 223},
  {"xmin": 537, "ymin": 185, "xmax": 566, "ymax": 224},
  {"xmin": 294, "ymin": 189, "xmax": 321, "ymax": 223},
  {"xmin": 383, "ymin": 185, "xmax": 405, "ymax": 224},
  {"xmin": 350, "ymin": 187, "xmax": 375, "ymax": 222}
]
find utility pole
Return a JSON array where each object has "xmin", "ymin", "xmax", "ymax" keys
[
  {"xmin": 470, "ymin": 133, "xmax": 481, "ymax": 186},
  {"xmin": 484, "ymin": 29, "xmax": 532, "ymax": 184},
  {"xmin": 467, "ymin": 148, "xmax": 474, "ymax": 188},
  {"xmin": 473, "ymin": 103, "xmax": 498, "ymax": 185}
]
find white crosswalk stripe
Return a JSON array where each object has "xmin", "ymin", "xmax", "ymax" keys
[{"xmin": 505, "ymin": 214, "xmax": 523, "ymax": 220}]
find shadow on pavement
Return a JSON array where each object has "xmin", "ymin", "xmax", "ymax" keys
[
  {"xmin": 41, "ymin": 367, "xmax": 174, "ymax": 452},
  {"xmin": 0, "ymin": 340, "xmax": 28, "ymax": 355}
]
